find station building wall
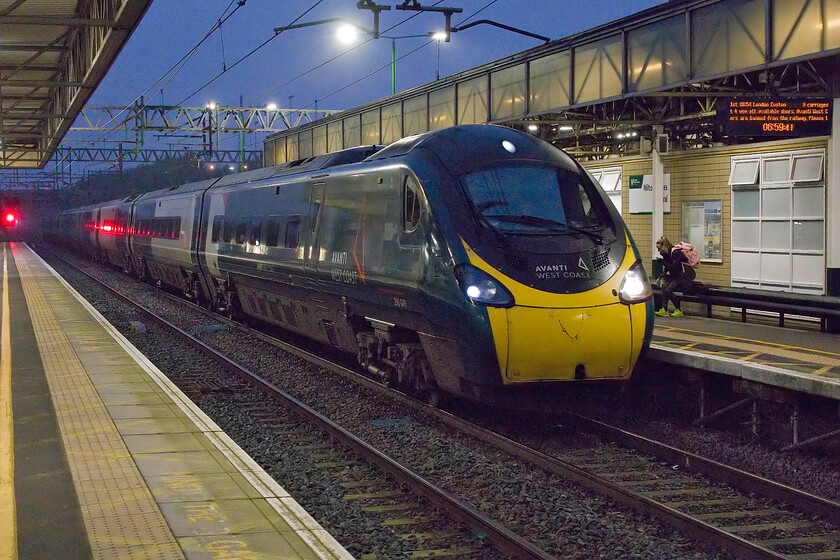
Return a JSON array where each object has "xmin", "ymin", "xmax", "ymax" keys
[{"xmin": 585, "ymin": 136, "xmax": 829, "ymax": 317}]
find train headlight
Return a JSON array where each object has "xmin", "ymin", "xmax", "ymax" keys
[
  {"xmin": 619, "ymin": 261, "xmax": 652, "ymax": 304},
  {"xmin": 455, "ymin": 264, "xmax": 514, "ymax": 307}
]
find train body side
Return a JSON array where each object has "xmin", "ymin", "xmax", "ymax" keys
[
  {"xmin": 50, "ymin": 126, "xmax": 653, "ymax": 403},
  {"xmin": 95, "ymin": 197, "xmax": 134, "ymax": 270}
]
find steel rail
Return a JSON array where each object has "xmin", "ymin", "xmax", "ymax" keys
[
  {"xmin": 55, "ymin": 254, "xmax": 554, "ymax": 560},
  {"xmin": 53, "ymin": 251, "xmax": 830, "ymax": 560},
  {"xmin": 563, "ymin": 412, "xmax": 840, "ymax": 526}
]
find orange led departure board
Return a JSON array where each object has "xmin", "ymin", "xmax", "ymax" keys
[{"xmin": 721, "ymin": 99, "xmax": 831, "ymax": 137}]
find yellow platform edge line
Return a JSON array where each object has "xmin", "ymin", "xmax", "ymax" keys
[
  {"xmin": 1, "ymin": 245, "xmax": 18, "ymax": 560},
  {"xmin": 24, "ymin": 245, "xmax": 352, "ymax": 560},
  {"xmin": 655, "ymin": 324, "xmax": 840, "ymax": 359}
]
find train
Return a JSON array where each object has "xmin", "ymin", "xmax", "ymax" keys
[{"xmin": 48, "ymin": 124, "xmax": 654, "ymax": 405}]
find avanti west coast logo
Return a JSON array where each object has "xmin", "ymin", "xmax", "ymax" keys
[{"xmin": 535, "ymin": 257, "xmax": 591, "ymax": 279}]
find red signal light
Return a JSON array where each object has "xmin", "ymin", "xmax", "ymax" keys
[{"xmin": 4, "ymin": 213, "xmax": 15, "ymax": 223}]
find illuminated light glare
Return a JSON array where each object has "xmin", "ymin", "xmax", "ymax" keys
[
  {"xmin": 502, "ymin": 140, "xmax": 516, "ymax": 153},
  {"xmin": 631, "ymin": 131, "xmax": 638, "ymax": 137},
  {"xmin": 243, "ymin": 165, "xmax": 248, "ymax": 170},
  {"xmin": 208, "ymin": 164, "xmax": 215, "ymax": 170},
  {"xmin": 430, "ymin": 31, "xmax": 448, "ymax": 41},
  {"xmin": 528, "ymin": 124, "xmax": 539, "ymax": 132},
  {"xmin": 616, "ymin": 133, "xmax": 624, "ymax": 139},
  {"xmin": 632, "ymin": 61, "xmax": 669, "ymax": 75},
  {"xmin": 206, "ymin": 102, "xmax": 217, "ymax": 110},
  {"xmin": 466, "ymin": 285, "xmax": 481, "ymax": 299},
  {"xmin": 228, "ymin": 166, "xmax": 236, "ymax": 171},
  {"xmin": 559, "ymin": 125, "xmax": 573, "ymax": 131},
  {"xmin": 266, "ymin": 103, "xmax": 277, "ymax": 110},
  {"xmin": 624, "ymin": 275, "xmax": 644, "ymax": 297},
  {"xmin": 619, "ymin": 263, "xmax": 653, "ymax": 304},
  {"xmin": 816, "ymin": 19, "xmax": 840, "ymax": 30},
  {"xmin": 4, "ymin": 213, "xmax": 14, "ymax": 223},
  {"xmin": 336, "ymin": 23, "xmax": 360, "ymax": 44}
]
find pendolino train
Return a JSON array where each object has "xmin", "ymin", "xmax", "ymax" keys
[{"xmin": 49, "ymin": 125, "xmax": 654, "ymax": 404}]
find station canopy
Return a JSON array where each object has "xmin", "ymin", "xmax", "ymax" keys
[{"xmin": 0, "ymin": 0, "xmax": 151, "ymax": 168}]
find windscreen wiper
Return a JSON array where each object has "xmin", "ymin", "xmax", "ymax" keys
[{"xmin": 486, "ymin": 214, "xmax": 604, "ymax": 242}]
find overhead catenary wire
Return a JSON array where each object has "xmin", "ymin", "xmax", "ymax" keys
[
  {"xmin": 62, "ymin": 0, "xmax": 525, "ymax": 170},
  {"xmin": 212, "ymin": 0, "xmax": 505, "ymax": 150},
  {"xmin": 55, "ymin": 0, "xmax": 248, "ymax": 165},
  {"xmin": 175, "ymin": 0, "xmax": 327, "ymax": 106},
  {"xmin": 253, "ymin": 0, "xmax": 446, "ymax": 100},
  {"xmin": 256, "ymin": 0, "xmax": 506, "ymax": 112}
]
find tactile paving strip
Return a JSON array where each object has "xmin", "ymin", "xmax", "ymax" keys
[
  {"xmin": 654, "ymin": 325, "xmax": 840, "ymax": 378},
  {"xmin": 13, "ymin": 247, "xmax": 184, "ymax": 560}
]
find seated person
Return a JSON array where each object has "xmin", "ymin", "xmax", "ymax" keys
[{"xmin": 655, "ymin": 236, "xmax": 696, "ymax": 317}]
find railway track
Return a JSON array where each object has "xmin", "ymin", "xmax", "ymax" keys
[
  {"xmin": 48, "ymin": 248, "xmax": 840, "ymax": 559},
  {"xmin": 48, "ymin": 253, "xmax": 546, "ymax": 560}
]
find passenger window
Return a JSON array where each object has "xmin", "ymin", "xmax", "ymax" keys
[
  {"xmin": 404, "ymin": 177, "xmax": 422, "ymax": 232},
  {"xmin": 265, "ymin": 218, "xmax": 280, "ymax": 247},
  {"xmin": 285, "ymin": 217, "xmax": 300, "ymax": 249},
  {"xmin": 222, "ymin": 219, "xmax": 232, "ymax": 242},
  {"xmin": 249, "ymin": 217, "xmax": 262, "ymax": 245},
  {"xmin": 235, "ymin": 217, "xmax": 247, "ymax": 244},
  {"xmin": 211, "ymin": 216, "xmax": 222, "ymax": 243}
]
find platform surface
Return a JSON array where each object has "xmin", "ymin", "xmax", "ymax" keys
[
  {"xmin": 1, "ymin": 242, "xmax": 353, "ymax": 559},
  {"xmin": 650, "ymin": 314, "xmax": 840, "ymax": 401}
]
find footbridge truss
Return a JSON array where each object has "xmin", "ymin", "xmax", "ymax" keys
[{"xmin": 264, "ymin": 0, "xmax": 840, "ymax": 162}]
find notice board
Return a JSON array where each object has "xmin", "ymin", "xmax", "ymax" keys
[
  {"xmin": 629, "ymin": 174, "xmax": 670, "ymax": 214},
  {"xmin": 721, "ymin": 98, "xmax": 831, "ymax": 137}
]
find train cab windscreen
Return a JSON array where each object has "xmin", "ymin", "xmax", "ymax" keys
[{"xmin": 461, "ymin": 165, "xmax": 610, "ymax": 238}]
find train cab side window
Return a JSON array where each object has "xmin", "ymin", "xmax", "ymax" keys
[
  {"xmin": 285, "ymin": 216, "xmax": 300, "ymax": 249},
  {"xmin": 235, "ymin": 217, "xmax": 247, "ymax": 244},
  {"xmin": 222, "ymin": 219, "xmax": 233, "ymax": 243},
  {"xmin": 404, "ymin": 177, "xmax": 422, "ymax": 232},
  {"xmin": 211, "ymin": 216, "xmax": 222, "ymax": 242}
]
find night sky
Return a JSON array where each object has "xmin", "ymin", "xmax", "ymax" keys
[{"xmin": 65, "ymin": 0, "xmax": 664, "ymax": 163}]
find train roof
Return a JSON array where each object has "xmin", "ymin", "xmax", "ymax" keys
[
  {"xmin": 367, "ymin": 124, "xmax": 580, "ymax": 175},
  {"xmin": 97, "ymin": 194, "xmax": 142, "ymax": 208},
  {"xmin": 57, "ymin": 203, "xmax": 101, "ymax": 216},
  {"xmin": 136, "ymin": 144, "xmax": 384, "ymax": 201}
]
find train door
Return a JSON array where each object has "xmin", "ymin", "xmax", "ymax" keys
[
  {"xmin": 95, "ymin": 208, "xmax": 102, "ymax": 254},
  {"xmin": 303, "ymin": 181, "xmax": 325, "ymax": 281}
]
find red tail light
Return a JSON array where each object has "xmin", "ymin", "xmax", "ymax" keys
[{"xmin": 4, "ymin": 213, "xmax": 15, "ymax": 224}]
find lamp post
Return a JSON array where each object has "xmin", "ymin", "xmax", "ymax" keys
[
  {"xmin": 274, "ymin": 19, "xmax": 429, "ymax": 96},
  {"xmin": 383, "ymin": 33, "xmax": 430, "ymax": 94},
  {"xmin": 273, "ymin": 18, "xmax": 551, "ymax": 96}
]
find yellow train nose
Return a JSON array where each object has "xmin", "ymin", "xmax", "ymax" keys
[{"xmin": 499, "ymin": 303, "xmax": 634, "ymax": 382}]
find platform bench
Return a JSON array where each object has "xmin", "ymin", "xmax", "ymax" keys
[{"xmin": 652, "ymin": 284, "xmax": 840, "ymax": 332}]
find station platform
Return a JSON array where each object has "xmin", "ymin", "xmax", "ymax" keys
[
  {"xmin": 649, "ymin": 314, "xmax": 840, "ymax": 402},
  {"xmin": 0, "ymin": 242, "xmax": 352, "ymax": 559}
]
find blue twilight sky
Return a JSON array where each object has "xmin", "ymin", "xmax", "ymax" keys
[{"xmin": 65, "ymin": 0, "xmax": 665, "ymax": 161}]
